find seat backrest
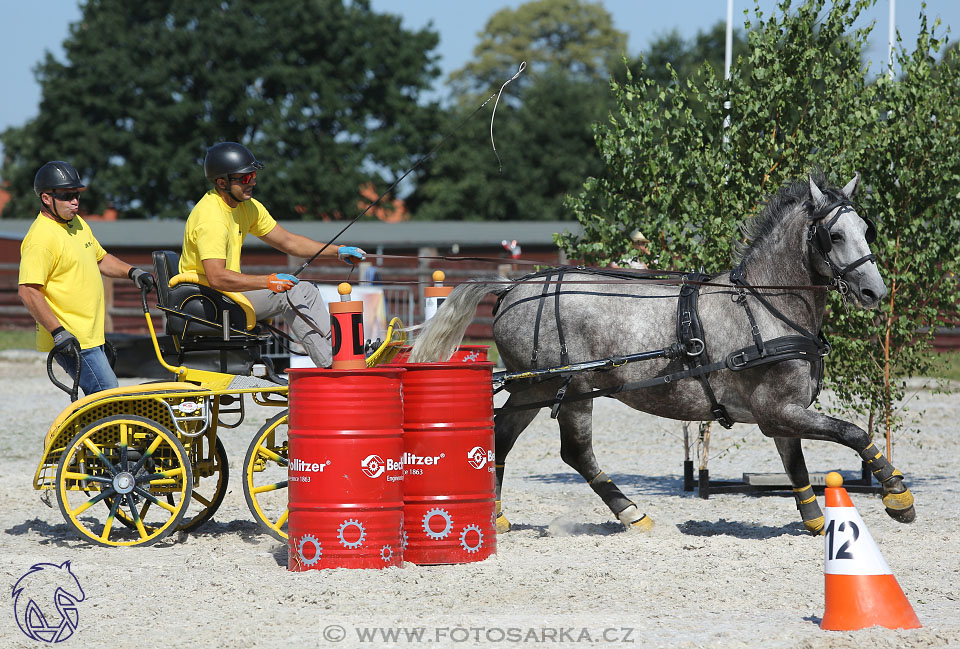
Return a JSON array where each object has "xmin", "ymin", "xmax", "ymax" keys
[
  {"xmin": 152, "ymin": 250, "xmax": 179, "ymax": 308},
  {"xmin": 152, "ymin": 249, "xmax": 255, "ymax": 340}
]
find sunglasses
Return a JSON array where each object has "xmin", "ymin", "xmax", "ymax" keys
[
  {"xmin": 49, "ymin": 191, "xmax": 82, "ymax": 202},
  {"xmin": 228, "ymin": 171, "xmax": 257, "ymax": 185}
]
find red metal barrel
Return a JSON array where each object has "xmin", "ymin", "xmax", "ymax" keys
[
  {"xmin": 398, "ymin": 362, "xmax": 496, "ymax": 564},
  {"xmin": 287, "ymin": 368, "xmax": 405, "ymax": 570}
]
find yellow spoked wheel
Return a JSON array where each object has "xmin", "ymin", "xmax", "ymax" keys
[
  {"xmin": 55, "ymin": 415, "xmax": 193, "ymax": 547},
  {"xmin": 175, "ymin": 435, "xmax": 228, "ymax": 532},
  {"xmin": 243, "ymin": 411, "xmax": 288, "ymax": 541},
  {"xmin": 110, "ymin": 435, "xmax": 227, "ymax": 533}
]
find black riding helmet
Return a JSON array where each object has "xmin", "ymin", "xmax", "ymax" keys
[
  {"xmin": 203, "ymin": 142, "xmax": 264, "ymax": 182},
  {"xmin": 34, "ymin": 161, "xmax": 86, "ymax": 196}
]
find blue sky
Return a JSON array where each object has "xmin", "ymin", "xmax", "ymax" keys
[{"xmin": 1, "ymin": 1, "xmax": 958, "ymax": 159}]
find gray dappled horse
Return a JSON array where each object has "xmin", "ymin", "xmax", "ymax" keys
[{"xmin": 410, "ymin": 172, "xmax": 916, "ymax": 535}]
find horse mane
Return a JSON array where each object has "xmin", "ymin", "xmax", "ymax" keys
[{"xmin": 733, "ymin": 169, "xmax": 847, "ymax": 263}]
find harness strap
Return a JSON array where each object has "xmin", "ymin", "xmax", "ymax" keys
[
  {"xmin": 735, "ymin": 289, "xmax": 765, "ymax": 355},
  {"xmin": 530, "ymin": 270, "xmax": 552, "ymax": 367},
  {"xmin": 677, "ymin": 273, "xmax": 733, "ymax": 428},
  {"xmin": 495, "ymin": 335, "xmax": 825, "ymax": 416},
  {"xmin": 554, "ymin": 270, "xmax": 569, "ymax": 366}
]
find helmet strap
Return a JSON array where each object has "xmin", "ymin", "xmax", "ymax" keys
[{"xmin": 40, "ymin": 194, "xmax": 72, "ymax": 224}]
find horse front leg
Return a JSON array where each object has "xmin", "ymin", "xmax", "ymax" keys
[
  {"xmin": 556, "ymin": 400, "xmax": 653, "ymax": 532},
  {"xmin": 771, "ymin": 436, "xmax": 824, "ymax": 535},
  {"xmin": 767, "ymin": 403, "xmax": 916, "ymax": 524}
]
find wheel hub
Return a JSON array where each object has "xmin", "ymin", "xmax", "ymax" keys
[{"xmin": 113, "ymin": 471, "xmax": 136, "ymax": 494}]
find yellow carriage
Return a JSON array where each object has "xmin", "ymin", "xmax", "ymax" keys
[{"xmin": 33, "ymin": 252, "xmax": 404, "ymax": 547}]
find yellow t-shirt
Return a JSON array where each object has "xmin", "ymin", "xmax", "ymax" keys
[
  {"xmin": 179, "ymin": 190, "xmax": 277, "ymax": 278},
  {"xmin": 18, "ymin": 214, "xmax": 108, "ymax": 352}
]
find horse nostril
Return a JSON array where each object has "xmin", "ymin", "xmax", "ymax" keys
[{"xmin": 861, "ymin": 288, "xmax": 877, "ymax": 303}]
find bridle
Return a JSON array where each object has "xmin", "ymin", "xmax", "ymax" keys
[{"xmin": 806, "ymin": 200, "xmax": 877, "ymax": 294}]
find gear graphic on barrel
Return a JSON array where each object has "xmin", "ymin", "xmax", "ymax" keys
[
  {"xmin": 422, "ymin": 508, "xmax": 453, "ymax": 540},
  {"xmin": 337, "ymin": 519, "xmax": 366, "ymax": 549},
  {"xmin": 459, "ymin": 524, "xmax": 484, "ymax": 553},
  {"xmin": 400, "ymin": 530, "xmax": 409, "ymax": 551},
  {"xmin": 298, "ymin": 534, "xmax": 322, "ymax": 566},
  {"xmin": 380, "ymin": 545, "xmax": 393, "ymax": 562}
]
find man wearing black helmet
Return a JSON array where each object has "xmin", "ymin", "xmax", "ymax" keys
[
  {"xmin": 18, "ymin": 161, "xmax": 156, "ymax": 396},
  {"xmin": 180, "ymin": 142, "xmax": 366, "ymax": 368}
]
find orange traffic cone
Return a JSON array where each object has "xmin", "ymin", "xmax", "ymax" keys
[{"xmin": 820, "ymin": 472, "xmax": 921, "ymax": 631}]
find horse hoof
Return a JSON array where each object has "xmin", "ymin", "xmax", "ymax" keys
[
  {"xmin": 617, "ymin": 505, "xmax": 654, "ymax": 532},
  {"xmin": 495, "ymin": 511, "xmax": 511, "ymax": 533},
  {"xmin": 885, "ymin": 505, "xmax": 916, "ymax": 524},
  {"xmin": 803, "ymin": 516, "xmax": 825, "ymax": 536}
]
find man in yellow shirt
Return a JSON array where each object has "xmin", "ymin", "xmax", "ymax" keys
[
  {"xmin": 180, "ymin": 142, "xmax": 365, "ymax": 368},
  {"xmin": 18, "ymin": 161, "xmax": 155, "ymax": 396}
]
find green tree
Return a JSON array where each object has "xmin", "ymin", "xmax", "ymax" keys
[
  {"xmin": 0, "ymin": 0, "xmax": 441, "ymax": 220},
  {"xmin": 563, "ymin": 0, "xmax": 960, "ymax": 445},
  {"xmin": 407, "ymin": 69, "xmax": 609, "ymax": 221},
  {"xmin": 409, "ymin": 0, "xmax": 628, "ymax": 221},
  {"xmin": 447, "ymin": 0, "xmax": 626, "ymax": 97},
  {"xmin": 616, "ymin": 21, "xmax": 749, "ymax": 89}
]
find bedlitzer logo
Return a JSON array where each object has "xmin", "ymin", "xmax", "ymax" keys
[
  {"xmin": 290, "ymin": 458, "xmax": 327, "ymax": 472},
  {"xmin": 467, "ymin": 446, "xmax": 494, "ymax": 470},
  {"xmin": 361, "ymin": 455, "xmax": 385, "ymax": 478},
  {"xmin": 403, "ymin": 452, "xmax": 443, "ymax": 466}
]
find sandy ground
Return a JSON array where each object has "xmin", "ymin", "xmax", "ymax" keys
[{"xmin": 1, "ymin": 350, "xmax": 958, "ymax": 648}]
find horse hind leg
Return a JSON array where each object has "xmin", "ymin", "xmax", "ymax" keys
[
  {"xmin": 557, "ymin": 401, "xmax": 653, "ymax": 532},
  {"xmin": 860, "ymin": 442, "xmax": 916, "ymax": 523},
  {"xmin": 773, "ymin": 437, "xmax": 824, "ymax": 535},
  {"xmin": 493, "ymin": 397, "xmax": 541, "ymax": 533}
]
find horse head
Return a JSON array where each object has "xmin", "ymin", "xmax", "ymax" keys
[{"xmin": 807, "ymin": 173, "xmax": 887, "ymax": 309}]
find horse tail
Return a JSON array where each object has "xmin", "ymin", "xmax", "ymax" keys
[{"xmin": 409, "ymin": 278, "xmax": 508, "ymax": 362}]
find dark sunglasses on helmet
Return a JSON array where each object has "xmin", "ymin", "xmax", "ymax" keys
[
  {"xmin": 228, "ymin": 171, "xmax": 257, "ymax": 185},
  {"xmin": 49, "ymin": 190, "xmax": 82, "ymax": 202}
]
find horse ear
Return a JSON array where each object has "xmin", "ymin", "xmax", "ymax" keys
[
  {"xmin": 841, "ymin": 172, "xmax": 861, "ymax": 199},
  {"xmin": 808, "ymin": 176, "xmax": 826, "ymax": 207}
]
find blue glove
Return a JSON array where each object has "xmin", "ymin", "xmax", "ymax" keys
[{"xmin": 338, "ymin": 246, "xmax": 366, "ymax": 264}]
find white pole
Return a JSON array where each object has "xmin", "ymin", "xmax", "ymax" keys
[
  {"xmin": 888, "ymin": 0, "xmax": 896, "ymax": 79},
  {"xmin": 725, "ymin": 0, "xmax": 733, "ymax": 81},
  {"xmin": 723, "ymin": 0, "xmax": 733, "ymax": 144}
]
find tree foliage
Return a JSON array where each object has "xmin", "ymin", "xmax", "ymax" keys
[
  {"xmin": 447, "ymin": 0, "xmax": 626, "ymax": 97},
  {"xmin": 406, "ymin": 70, "xmax": 610, "ymax": 221},
  {"xmin": 409, "ymin": 0, "xmax": 629, "ymax": 222},
  {"xmin": 0, "ymin": 0, "xmax": 441, "ymax": 220},
  {"xmin": 563, "ymin": 0, "xmax": 960, "ymax": 441}
]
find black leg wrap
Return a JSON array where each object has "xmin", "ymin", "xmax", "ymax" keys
[
  {"xmin": 860, "ymin": 443, "xmax": 900, "ymax": 484},
  {"xmin": 589, "ymin": 471, "xmax": 633, "ymax": 515}
]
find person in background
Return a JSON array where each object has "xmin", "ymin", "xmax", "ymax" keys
[
  {"xmin": 18, "ymin": 161, "xmax": 155, "ymax": 396},
  {"xmin": 179, "ymin": 142, "xmax": 366, "ymax": 368}
]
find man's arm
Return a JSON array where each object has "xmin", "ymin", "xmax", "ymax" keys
[
  {"xmin": 201, "ymin": 258, "xmax": 274, "ymax": 292},
  {"xmin": 259, "ymin": 223, "xmax": 335, "ymax": 259},
  {"xmin": 97, "ymin": 253, "xmax": 134, "ymax": 279},
  {"xmin": 18, "ymin": 283, "xmax": 61, "ymax": 333}
]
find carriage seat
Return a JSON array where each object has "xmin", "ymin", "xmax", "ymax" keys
[{"xmin": 152, "ymin": 250, "xmax": 258, "ymax": 339}]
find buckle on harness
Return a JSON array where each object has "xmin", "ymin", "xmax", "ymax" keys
[
  {"xmin": 685, "ymin": 338, "xmax": 705, "ymax": 357},
  {"xmin": 730, "ymin": 351, "xmax": 748, "ymax": 368},
  {"xmin": 712, "ymin": 405, "xmax": 734, "ymax": 429},
  {"xmin": 550, "ymin": 376, "xmax": 572, "ymax": 419}
]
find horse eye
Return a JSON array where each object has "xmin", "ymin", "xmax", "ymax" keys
[{"xmin": 830, "ymin": 232, "xmax": 843, "ymax": 242}]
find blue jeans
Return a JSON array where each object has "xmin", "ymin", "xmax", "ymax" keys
[{"xmin": 54, "ymin": 345, "xmax": 119, "ymax": 397}]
